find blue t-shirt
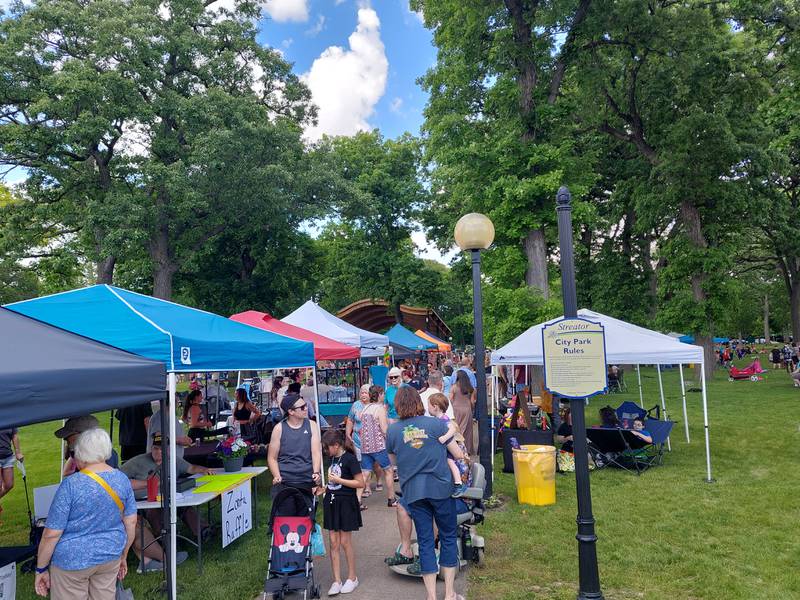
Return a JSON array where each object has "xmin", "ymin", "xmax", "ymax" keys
[
  {"xmin": 386, "ymin": 416, "xmax": 452, "ymax": 504},
  {"xmin": 385, "ymin": 385, "xmax": 402, "ymax": 420},
  {"xmin": 46, "ymin": 469, "xmax": 137, "ymax": 570},
  {"xmin": 347, "ymin": 400, "xmax": 365, "ymax": 448}
]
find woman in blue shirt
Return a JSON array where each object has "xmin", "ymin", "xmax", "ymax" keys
[
  {"xmin": 387, "ymin": 387, "xmax": 465, "ymax": 600},
  {"xmin": 35, "ymin": 428, "xmax": 137, "ymax": 600}
]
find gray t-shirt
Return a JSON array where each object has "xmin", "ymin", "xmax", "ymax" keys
[
  {"xmin": 146, "ymin": 410, "xmax": 186, "ymax": 458},
  {"xmin": 121, "ymin": 452, "xmax": 192, "ymax": 499},
  {"xmin": 386, "ymin": 416, "xmax": 452, "ymax": 505},
  {"xmin": 0, "ymin": 428, "xmax": 17, "ymax": 458}
]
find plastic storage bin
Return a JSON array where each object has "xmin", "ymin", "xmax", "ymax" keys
[{"xmin": 512, "ymin": 444, "xmax": 556, "ymax": 506}]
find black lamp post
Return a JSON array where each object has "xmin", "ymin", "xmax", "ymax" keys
[
  {"xmin": 455, "ymin": 212, "xmax": 495, "ymax": 497},
  {"xmin": 556, "ymin": 186, "xmax": 604, "ymax": 600}
]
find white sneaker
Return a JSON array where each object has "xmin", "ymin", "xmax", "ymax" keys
[
  {"xmin": 328, "ymin": 581, "xmax": 342, "ymax": 596},
  {"xmin": 340, "ymin": 579, "xmax": 359, "ymax": 594}
]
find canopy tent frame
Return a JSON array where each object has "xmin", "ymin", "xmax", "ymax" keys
[{"xmin": 490, "ymin": 308, "xmax": 712, "ymax": 482}]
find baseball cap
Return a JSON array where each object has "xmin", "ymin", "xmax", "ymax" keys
[
  {"xmin": 281, "ymin": 392, "xmax": 302, "ymax": 414},
  {"xmin": 151, "ymin": 432, "xmax": 163, "ymax": 445},
  {"xmin": 54, "ymin": 415, "xmax": 100, "ymax": 439},
  {"xmin": 388, "ymin": 367, "xmax": 402, "ymax": 378}
]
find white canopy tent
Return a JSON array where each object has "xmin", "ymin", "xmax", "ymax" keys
[
  {"xmin": 282, "ymin": 300, "xmax": 390, "ymax": 358},
  {"xmin": 490, "ymin": 309, "xmax": 712, "ymax": 481}
]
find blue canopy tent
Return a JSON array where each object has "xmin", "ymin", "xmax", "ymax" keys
[
  {"xmin": 386, "ymin": 323, "xmax": 437, "ymax": 352},
  {"xmin": 6, "ymin": 285, "xmax": 315, "ymax": 600}
]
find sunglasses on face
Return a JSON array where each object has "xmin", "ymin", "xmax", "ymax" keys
[
  {"xmin": 291, "ymin": 403, "xmax": 308, "ymax": 411},
  {"xmin": 389, "ymin": 376, "xmax": 400, "ymax": 380}
]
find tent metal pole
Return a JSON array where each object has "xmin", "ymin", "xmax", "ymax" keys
[
  {"xmin": 636, "ymin": 364, "xmax": 643, "ymax": 407},
  {"xmin": 490, "ymin": 366, "xmax": 497, "ymax": 466},
  {"xmin": 679, "ymin": 364, "xmax": 690, "ymax": 443},
  {"xmin": 311, "ymin": 365, "xmax": 325, "ymax": 487},
  {"xmin": 167, "ymin": 372, "xmax": 178, "ymax": 600},
  {"xmin": 656, "ymin": 365, "xmax": 670, "ymax": 451},
  {"xmin": 59, "ymin": 420, "xmax": 66, "ymax": 482},
  {"xmin": 236, "ymin": 371, "xmax": 241, "ymax": 387},
  {"xmin": 700, "ymin": 362, "xmax": 713, "ymax": 482}
]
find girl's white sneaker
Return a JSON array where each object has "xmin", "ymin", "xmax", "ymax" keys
[
  {"xmin": 340, "ymin": 579, "xmax": 359, "ymax": 594},
  {"xmin": 328, "ymin": 581, "xmax": 342, "ymax": 596}
]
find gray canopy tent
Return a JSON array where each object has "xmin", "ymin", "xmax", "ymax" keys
[
  {"xmin": 0, "ymin": 308, "xmax": 166, "ymax": 577},
  {"xmin": 0, "ymin": 307, "xmax": 166, "ymax": 428}
]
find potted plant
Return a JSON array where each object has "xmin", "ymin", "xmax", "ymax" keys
[{"xmin": 215, "ymin": 435, "xmax": 250, "ymax": 472}]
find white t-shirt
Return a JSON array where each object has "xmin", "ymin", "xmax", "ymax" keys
[{"xmin": 420, "ymin": 386, "xmax": 455, "ymax": 419}]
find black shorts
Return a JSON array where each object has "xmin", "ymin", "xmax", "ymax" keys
[{"xmin": 323, "ymin": 492, "xmax": 362, "ymax": 532}]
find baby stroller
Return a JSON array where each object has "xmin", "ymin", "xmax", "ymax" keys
[{"xmin": 263, "ymin": 485, "xmax": 320, "ymax": 600}]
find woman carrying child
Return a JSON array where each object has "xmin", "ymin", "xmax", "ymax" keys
[{"xmin": 321, "ymin": 429, "xmax": 365, "ymax": 596}]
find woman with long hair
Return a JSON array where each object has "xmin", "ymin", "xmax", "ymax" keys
[
  {"xmin": 449, "ymin": 370, "xmax": 476, "ymax": 455},
  {"xmin": 359, "ymin": 385, "xmax": 396, "ymax": 507},
  {"xmin": 183, "ymin": 390, "xmax": 211, "ymax": 441}
]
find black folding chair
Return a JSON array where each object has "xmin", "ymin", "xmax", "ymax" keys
[{"xmin": 586, "ymin": 419, "xmax": 674, "ymax": 475}]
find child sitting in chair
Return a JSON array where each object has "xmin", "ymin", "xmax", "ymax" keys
[{"xmin": 630, "ymin": 418, "xmax": 653, "ymax": 443}]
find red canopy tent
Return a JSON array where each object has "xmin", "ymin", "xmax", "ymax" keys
[{"xmin": 230, "ymin": 310, "xmax": 360, "ymax": 360}]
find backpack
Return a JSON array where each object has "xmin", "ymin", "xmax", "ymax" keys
[{"xmin": 360, "ymin": 404, "xmax": 385, "ymax": 454}]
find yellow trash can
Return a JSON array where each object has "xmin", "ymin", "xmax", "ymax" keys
[{"xmin": 512, "ymin": 444, "xmax": 556, "ymax": 506}]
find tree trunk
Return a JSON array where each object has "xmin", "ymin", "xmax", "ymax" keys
[
  {"xmin": 791, "ymin": 283, "xmax": 800, "ymax": 343},
  {"xmin": 763, "ymin": 294, "xmax": 770, "ymax": 343},
  {"xmin": 524, "ymin": 227, "xmax": 549, "ymax": 299},
  {"xmin": 680, "ymin": 201, "xmax": 715, "ymax": 377},
  {"xmin": 151, "ymin": 193, "xmax": 177, "ymax": 300},
  {"xmin": 96, "ymin": 256, "xmax": 116, "ymax": 284}
]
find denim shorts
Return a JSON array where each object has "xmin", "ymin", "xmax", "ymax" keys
[
  {"xmin": 0, "ymin": 455, "xmax": 16, "ymax": 469},
  {"xmin": 360, "ymin": 449, "xmax": 391, "ymax": 471}
]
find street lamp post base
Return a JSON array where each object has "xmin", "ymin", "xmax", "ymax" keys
[{"xmin": 577, "ymin": 592, "xmax": 605, "ymax": 600}]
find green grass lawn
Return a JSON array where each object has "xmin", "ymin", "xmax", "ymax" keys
[
  {"xmin": 2, "ymin": 362, "xmax": 798, "ymax": 599},
  {"xmin": 470, "ymin": 361, "xmax": 800, "ymax": 600}
]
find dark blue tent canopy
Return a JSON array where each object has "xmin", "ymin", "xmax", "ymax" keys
[
  {"xmin": 386, "ymin": 323, "xmax": 437, "ymax": 351},
  {"xmin": 0, "ymin": 307, "xmax": 165, "ymax": 429},
  {"xmin": 6, "ymin": 285, "xmax": 315, "ymax": 372}
]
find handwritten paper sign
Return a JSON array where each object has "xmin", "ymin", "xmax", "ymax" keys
[
  {"xmin": 222, "ymin": 480, "xmax": 252, "ymax": 548},
  {"xmin": 542, "ymin": 317, "xmax": 608, "ymax": 398},
  {"xmin": 0, "ymin": 561, "xmax": 15, "ymax": 600}
]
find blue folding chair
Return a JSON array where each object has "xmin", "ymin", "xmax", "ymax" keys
[{"xmin": 586, "ymin": 417, "xmax": 674, "ymax": 475}]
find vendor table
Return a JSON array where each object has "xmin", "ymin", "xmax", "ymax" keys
[{"xmin": 135, "ymin": 466, "xmax": 268, "ymax": 573}]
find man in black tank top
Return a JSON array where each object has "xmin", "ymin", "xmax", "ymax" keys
[{"xmin": 268, "ymin": 392, "xmax": 322, "ymax": 498}]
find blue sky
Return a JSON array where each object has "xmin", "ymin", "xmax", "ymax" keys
[{"xmin": 255, "ymin": 0, "xmax": 436, "ymax": 141}]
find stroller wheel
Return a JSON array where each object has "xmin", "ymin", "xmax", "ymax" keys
[{"xmin": 313, "ymin": 584, "xmax": 321, "ymax": 599}]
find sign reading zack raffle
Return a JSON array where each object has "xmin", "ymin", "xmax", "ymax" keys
[{"xmin": 542, "ymin": 317, "xmax": 608, "ymax": 399}]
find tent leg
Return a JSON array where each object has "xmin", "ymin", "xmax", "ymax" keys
[
  {"xmin": 236, "ymin": 371, "xmax": 241, "ymax": 387},
  {"xmin": 700, "ymin": 364, "xmax": 713, "ymax": 482},
  {"xmin": 311, "ymin": 366, "xmax": 325, "ymax": 487},
  {"xmin": 167, "ymin": 373, "xmax": 178, "ymax": 600},
  {"xmin": 490, "ymin": 367, "xmax": 496, "ymax": 466},
  {"xmin": 679, "ymin": 364, "xmax": 690, "ymax": 443},
  {"xmin": 656, "ymin": 365, "xmax": 670, "ymax": 451},
  {"xmin": 636, "ymin": 364, "xmax": 643, "ymax": 407}
]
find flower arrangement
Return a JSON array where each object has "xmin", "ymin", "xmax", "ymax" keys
[{"xmin": 214, "ymin": 435, "xmax": 250, "ymax": 459}]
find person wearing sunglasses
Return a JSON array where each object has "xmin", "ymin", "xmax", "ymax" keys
[
  {"xmin": 268, "ymin": 392, "xmax": 323, "ymax": 498},
  {"xmin": 384, "ymin": 367, "xmax": 405, "ymax": 425}
]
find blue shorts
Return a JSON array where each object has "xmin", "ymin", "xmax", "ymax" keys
[
  {"xmin": 360, "ymin": 449, "xmax": 391, "ymax": 471},
  {"xmin": 0, "ymin": 455, "xmax": 15, "ymax": 469}
]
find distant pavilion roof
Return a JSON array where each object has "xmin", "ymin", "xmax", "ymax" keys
[{"xmin": 336, "ymin": 299, "xmax": 451, "ymax": 341}]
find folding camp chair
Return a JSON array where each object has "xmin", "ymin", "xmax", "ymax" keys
[
  {"xmin": 615, "ymin": 401, "xmax": 660, "ymax": 426},
  {"xmin": 586, "ymin": 419, "xmax": 674, "ymax": 475}
]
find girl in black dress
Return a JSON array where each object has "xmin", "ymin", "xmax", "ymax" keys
[{"xmin": 321, "ymin": 429, "xmax": 364, "ymax": 596}]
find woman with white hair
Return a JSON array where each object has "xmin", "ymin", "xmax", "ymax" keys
[{"xmin": 35, "ymin": 428, "xmax": 137, "ymax": 599}]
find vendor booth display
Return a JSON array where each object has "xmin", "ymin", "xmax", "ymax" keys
[
  {"xmin": 491, "ymin": 308, "xmax": 712, "ymax": 481},
  {"xmin": 414, "ymin": 329, "xmax": 452, "ymax": 352},
  {"xmin": 7, "ymin": 285, "xmax": 316, "ymax": 600},
  {"xmin": 0, "ymin": 307, "xmax": 166, "ymax": 594},
  {"xmin": 385, "ymin": 323, "xmax": 437, "ymax": 352}
]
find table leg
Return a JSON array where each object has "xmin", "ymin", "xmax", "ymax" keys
[
  {"xmin": 139, "ymin": 512, "xmax": 144, "ymax": 570},
  {"xmin": 197, "ymin": 508, "xmax": 202, "ymax": 575},
  {"xmin": 253, "ymin": 480, "xmax": 258, "ymax": 530}
]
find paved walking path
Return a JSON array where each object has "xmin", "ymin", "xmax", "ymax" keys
[{"xmin": 311, "ymin": 488, "xmax": 468, "ymax": 600}]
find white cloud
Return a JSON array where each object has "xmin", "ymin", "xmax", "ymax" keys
[
  {"xmin": 281, "ymin": 38, "xmax": 294, "ymax": 49},
  {"xmin": 263, "ymin": 0, "xmax": 308, "ymax": 22},
  {"xmin": 411, "ymin": 229, "xmax": 457, "ymax": 265},
  {"xmin": 334, "ymin": 0, "xmax": 346, "ymax": 5},
  {"xmin": 302, "ymin": 8, "xmax": 388, "ymax": 142},
  {"xmin": 305, "ymin": 14, "xmax": 326, "ymax": 36},
  {"xmin": 389, "ymin": 97, "xmax": 403, "ymax": 113}
]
